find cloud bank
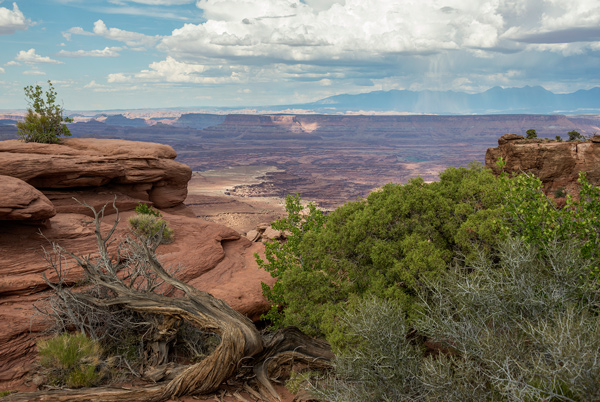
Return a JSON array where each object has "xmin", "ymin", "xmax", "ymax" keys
[{"xmin": 0, "ymin": 2, "xmax": 28, "ymax": 35}]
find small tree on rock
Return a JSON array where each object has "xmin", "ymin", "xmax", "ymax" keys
[
  {"xmin": 17, "ymin": 80, "xmax": 72, "ymax": 144},
  {"xmin": 568, "ymin": 130, "xmax": 583, "ymax": 142},
  {"xmin": 526, "ymin": 128, "xmax": 537, "ymax": 139}
]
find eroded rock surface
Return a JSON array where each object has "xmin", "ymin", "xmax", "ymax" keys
[
  {"xmin": 485, "ymin": 134, "xmax": 600, "ymax": 194},
  {"xmin": 0, "ymin": 139, "xmax": 272, "ymax": 391},
  {"xmin": 0, "ymin": 175, "xmax": 56, "ymax": 221},
  {"xmin": 0, "ymin": 211, "xmax": 273, "ymax": 388},
  {"xmin": 0, "ymin": 138, "xmax": 191, "ymax": 209}
]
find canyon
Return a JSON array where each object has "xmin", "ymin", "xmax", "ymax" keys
[
  {"xmin": 2, "ymin": 123, "xmax": 600, "ymax": 400},
  {"xmin": 3, "ymin": 112, "xmax": 599, "ymax": 214}
]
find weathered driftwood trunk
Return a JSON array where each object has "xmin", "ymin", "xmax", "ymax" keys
[{"xmin": 6, "ymin": 202, "xmax": 332, "ymax": 402}]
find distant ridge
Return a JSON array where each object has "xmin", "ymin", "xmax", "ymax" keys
[{"xmin": 292, "ymin": 86, "xmax": 600, "ymax": 115}]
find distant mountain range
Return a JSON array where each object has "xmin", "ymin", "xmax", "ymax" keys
[
  {"xmin": 287, "ymin": 86, "xmax": 600, "ymax": 115},
  {"xmin": 2, "ymin": 86, "xmax": 599, "ymax": 117}
]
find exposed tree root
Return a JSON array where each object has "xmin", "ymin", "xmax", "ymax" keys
[{"xmin": 5, "ymin": 200, "xmax": 332, "ymax": 402}]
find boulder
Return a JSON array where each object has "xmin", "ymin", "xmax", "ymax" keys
[
  {"xmin": 497, "ymin": 133, "xmax": 524, "ymax": 145},
  {"xmin": 263, "ymin": 227, "xmax": 285, "ymax": 241},
  {"xmin": 0, "ymin": 138, "xmax": 191, "ymax": 209},
  {"xmin": 0, "ymin": 175, "xmax": 56, "ymax": 221},
  {"xmin": 245, "ymin": 229, "xmax": 261, "ymax": 242}
]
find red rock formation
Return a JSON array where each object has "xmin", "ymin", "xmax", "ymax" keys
[
  {"xmin": 485, "ymin": 134, "xmax": 600, "ymax": 194},
  {"xmin": 0, "ymin": 212, "xmax": 273, "ymax": 388},
  {"xmin": 0, "ymin": 139, "xmax": 272, "ymax": 391},
  {"xmin": 0, "ymin": 138, "xmax": 191, "ymax": 209},
  {"xmin": 0, "ymin": 176, "xmax": 56, "ymax": 221}
]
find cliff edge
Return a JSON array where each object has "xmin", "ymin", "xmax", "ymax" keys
[{"xmin": 485, "ymin": 134, "xmax": 600, "ymax": 195}]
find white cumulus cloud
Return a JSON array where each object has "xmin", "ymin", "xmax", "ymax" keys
[
  {"xmin": 57, "ymin": 46, "xmax": 123, "ymax": 58},
  {"xmin": 102, "ymin": 0, "xmax": 600, "ymax": 98},
  {"xmin": 0, "ymin": 67, "xmax": 5, "ymax": 73},
  {"xmin": 63, "ymin": 20, "xmax": 159, "ymax": 47},
  {"xmin": 0, "ymin": 2, "xmax": 29, "ymax": 35},
  {"xmin": 116, "ymin": 0, "xmax": 195, "ymax": 4},
  {"xmin": 93, "ymin": 20, "xmax": 159, "ymax": 47},
  {"xmin": 107, "ymin": 56, "xmax": 244, "ymax": 84},
  {"xmin": 158, "ymin": 0, "xmax": 510, "ymax": 65},
  {"xmin": 62, "ymin": 26, "xmax": 93, "ymax": 41},
  {"xmin": 23, "ymin": 69, "xmax": 46, "ymax": 76},
  {"xmin": 15, "ymin": 48, "xmax": 64, "ymax": 64}
]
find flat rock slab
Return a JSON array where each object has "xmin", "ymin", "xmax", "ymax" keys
[{"xmin": 0, "ymin": 139, "xmax": 191, "ymax": 208}]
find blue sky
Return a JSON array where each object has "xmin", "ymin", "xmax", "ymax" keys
[{"xmin": 1, "ymin": 0, "xmax": 599, "ymax": 110}]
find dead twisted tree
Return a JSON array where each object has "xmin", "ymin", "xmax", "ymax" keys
[{"xmin": 8, "ymin": 200, "xmax": 332, "ymax": 402}]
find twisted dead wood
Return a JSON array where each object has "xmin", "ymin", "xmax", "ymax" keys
[{"xmin": 6, "ymin": 200, "xmax": 332, "ymax": 402}]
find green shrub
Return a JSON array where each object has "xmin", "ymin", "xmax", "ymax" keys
[
  {"xmin": 568, "ymin": 130, "xmax": 583, "ymax": 142},
  {"xmin": 417, "ymin": 236, "xmax": 600, "ymax": 401},
  {"xmin": 312, "ymin": 298, "xmax": 422, "ymax": 402},
  {"xmin": 256, "ymin": 193, "xmax": 326, "ymax": 329},
  {"xmin": 17, "ymin": 80, "xmax": 72, "ymax": 144},
  {"xmin": 134, "ymin": 202, "xmax": 162, "ymax": 217},
  {"xmin": 554, "ymin": 187, "xmax": 567, "ymax": 198},
  {"xmin": 526, "ymin": 128, "xmax": 537, "ymax": 139},
  {"xmin": 258, "ymin": 164, "xmax": 506, "ymax": 344},
  {"xmin": 502, "ymin": 171, "xmax": 600, "ymax": 278},
  {"xmin": 314, "ymin": 235, "xmax": 600, "ymax": 401},
  {"xmin": 129, "ymin": 214, "xmax": 174, "ymax": 244},
  {"xmin": 37, "ymin": 332, "xmax": 102, "ymax": 388},
  {"xmin": 285, "ymin": 370, "xmax": 322, "ymax": 395}
]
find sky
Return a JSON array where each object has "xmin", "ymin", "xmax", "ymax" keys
[{"xmin": 0, "ymin": 0, "xmax": 599, "ymax": 110}]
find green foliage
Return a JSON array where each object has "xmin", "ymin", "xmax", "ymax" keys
[
  {"xmin": 526, "ymin": 128, "xmax": 537, "ymax": 139},
  {"xmin": 0, "ymin": 391, "xmax": 16, "ymax": 398},
  {"xmin": 17, "ymin": 80, "xmax": 72, "ymax": 144},
  {"xmin": 255, "ymin": 193, "xmax": 326, "ymax": 328},
  {"xmin": 568, "ymin": 130, "xmax": 583, "ymax": 142},
  {"xmin": 554, "ymin": 187, "xmax": 567, "ymax": 198},
  {"xmin": 556, "ymin": 135, "xmax": 563, "ymax": 142},
  {"xmin": 258, "ymin": 164, "xmax": 505, "ymax": 342},
  {"xmin": 417, "ymin": 237, "xmax": 600, "ymax": 401},
  {"xmin": 501, "ymin": 171, "xmax": 600, "ymax": 278},
  {"xmin": 129, "ymin": 214, "xmax": 174, "ymax": 244},
  {"xmin": 496, "ymin": 156, "xmax": 506, "ymax": 170},
  {"xmin": 312, "ymin": 298, "xmax": 422, "ymax": 402},
  {"xmin": 285, "ymin": 370, "xmax": 321, "ymax": 394},
  {"xmin": 37, "ymin": 332, "xmax": 102, "ymax": 388},
  {"xmin": 314, "ymin": 236, "xmax": 600, "ymax": 402},
  {"xmin": 134, "ymin": 202, "xmax": 162, "ymax": 217}
]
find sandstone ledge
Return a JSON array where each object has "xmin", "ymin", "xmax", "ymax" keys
[{"xmin": 0, "ymin": 138, "xmax": 191, "ymax": 209}]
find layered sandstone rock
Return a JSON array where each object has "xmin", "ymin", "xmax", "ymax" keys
[
  {"xmin": 0, "ymin": 211, "xmax": 273, "ymax": 388},
  {"xmin": 485, "ymin": 134, "xmax": 600, "ymax": 194},
  {"xmin": 0, "ymin": 175, "xmax": 56, "ymax": 221},
  {"xmin": 0, "ymin": 138, "xmax": 191, "ymax": 209},
  {"xmin": 0, "ymin": 139, "xmax": 272, "ymax": 391}
]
